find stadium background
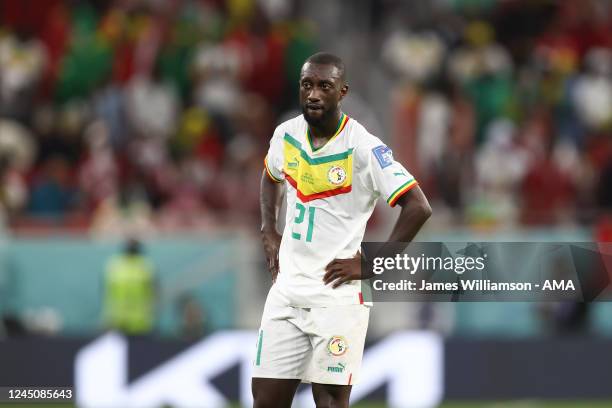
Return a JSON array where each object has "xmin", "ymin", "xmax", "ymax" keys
[{"xmin": 0, "ymin": 0, "xmax": 612, "ymax": 406}]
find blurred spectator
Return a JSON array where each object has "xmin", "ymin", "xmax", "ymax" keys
[
  {"xmin": 21, "ymin": 307, "xmax": 63, "ymax": 336},
  {"xmin": 518, "ymin": 110, "xmax": 574, "ymax": 225},
  {"xmin": 571, "ymin": 48, "xmax": 612, "ymax": 132},
  {"xmin": 436, "ymin": 84, "xmax": 476, "ymax": 216},
  {"xmin": 27, "ymin": 155, "xmax": 77, "ymax": 217},
  {"xmin": 470, "ymin": 119, "xmax": 528, "ymax": 226},
  {"xmin": 33, "ymin": 105, "xmax": 82, "ymax": 166},
  {"xmin": 78, "ymin": 120, "xmax": 119, "ymax": 211},
  {"xmin": 0, "ymin": 120, "xmax": 34, "ymax": 229},
  {"xmin": 91, "ymin": 76, "xmax": 128, "ymax": 150},
  {"xmin": 225, "ymin": 5, "xmax": 287, "ymax": 105},
  {"xmin": 0, "ymin": 314, "xmax": 27, "ymax": 338},
  {"xmin": 382, "ymin": 30, "xmax": 446, "ymax": 84},
  {"xmin": 598, "ymin": 159, "xmax": 612, "ymax": 211},
  {"xmin": 191, "ymin": 43, "xmax": 242, "ymax": 139},
  {"xmin": 157, "ymin": 154, "xmax": 216, "ymax": 230},
  {"xmin": 102, "ymin": 238, "xmax": 156, "ymax": 336},
  {"xmin": 0, "ymin": 119, "xmax": 36, "ymax": 171},
  {"xmin": 0, "ymin": 155, "xmax": 27, "ymax": 231},
  {"xmin": 89, "ymin": 184, "xmax": 156, "ymax": 239},
  {"xmin": 177, "ymin": 294, "xmax": 209, "ymax": 341},
  {"xmin": 449, "ymin": 21, "xmax": 514, "ymax": 144},
  {"xmin": 0, "ymin": 27, "xmax": 46, "ymax": 121},
  {"xmin": 125, "ymin": 68, "xmax": 179, "ymax": 142},
  {"xmin": 54, "ymin": 3, "xmax": 112, "ymax": 102},
  {"xmin": 172, "ymin": 103, "xmax": 224, "ymax": 167}
]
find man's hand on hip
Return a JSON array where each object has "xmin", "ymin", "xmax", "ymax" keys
[{"xmin": 323, "ymin": 251, "xmax": 362, "ymax": 288}]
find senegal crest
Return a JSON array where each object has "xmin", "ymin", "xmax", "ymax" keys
[
  {"xmin": 327, "ymin": 335, "xmax": 348, "ymax": 356},
  {"xmin": 327, "ymin": 166, "xmax": 347, "ymax": 185}
]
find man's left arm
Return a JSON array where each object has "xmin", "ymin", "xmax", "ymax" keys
[
  {"xmin": 324, "ymin": 140, "xmax": 432, "ymax": 287},
  {"xmin": 387, "ymin": 185, "xmax": 432, "ymax": 242},
  {"xmin": 323, "ymin": 186, "xmax": 431, "ymax": 288}
]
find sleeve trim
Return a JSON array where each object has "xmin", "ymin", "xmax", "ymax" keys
[
  {"xmin": 387, "ymin": 179, "xmax": 418, "ymax": 207},
  {"xmin": 264, "ymin": 156, "xmax": 283, "ymax": 183}
]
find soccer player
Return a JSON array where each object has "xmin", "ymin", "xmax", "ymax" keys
[{"xmin": 254, "ymin": 52, "xmax": 432, "ymax": 408}]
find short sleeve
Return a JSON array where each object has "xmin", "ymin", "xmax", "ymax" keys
[
  {"xmin": 264, "ymin": 127, "xmax": 284, "ymax": 183},
  {"xmin": 369, "ymin": 144, "xmax": 418, "ymax": 207}
]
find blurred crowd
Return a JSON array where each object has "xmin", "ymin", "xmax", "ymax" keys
[
  {"xmin": 0, "ymin": 0, "xmax": 611, "ymax": 237},
  {"xmin": 380, "ymin": 0, "xmax": 612, "ymax": 232},
  {"xmin": 0, "ymin": 0, "xmax": 317, "ymax": 236}
]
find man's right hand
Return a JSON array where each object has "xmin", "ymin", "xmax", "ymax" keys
[{"xmin": 261, "ymin": 228, "xmax": 282, "ymax": 283}]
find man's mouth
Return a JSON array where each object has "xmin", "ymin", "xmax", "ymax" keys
[{"xmin": 306, "ymin": 104, "xmax": 323, "ymax": 111}]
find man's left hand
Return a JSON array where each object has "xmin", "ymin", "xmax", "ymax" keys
[{"xmin": 323, "ymin": 251, "xmax": 362, "ymax": 288}]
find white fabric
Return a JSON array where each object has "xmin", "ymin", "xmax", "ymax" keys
[
  {"xmin": 266, "ymin": 114, "xmax": 415, "ymax": 307},
  {"xmin": 252, "ymin": 285, "xmax": 370, "ymax": 385}
]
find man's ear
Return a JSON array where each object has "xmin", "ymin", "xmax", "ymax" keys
[{"xmin": 339, "ymin": 83, "xmax": 349, "ymax": 100}]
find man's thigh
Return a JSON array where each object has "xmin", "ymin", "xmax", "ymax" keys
[
  {"xmin": 311, "ymin": 383, "xmax": 352, "ymax": 408},
  {"xmin": 252, "ymin": 378, "xmax": 301, "ymax": 408},
  {"xmin": 252, "ymin": 289, "xmax": 312, "ymax": 380},
  {"xmin": 303, "ymin": 304, "xmax": 370, "ymax": 386}
]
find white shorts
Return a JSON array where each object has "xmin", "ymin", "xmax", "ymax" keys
[{"xmin": 252, "ymin": 286, "xmax": 370, "ymax": 385}]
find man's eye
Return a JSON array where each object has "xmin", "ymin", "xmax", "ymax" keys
[
  {"xmin": 302, "ymin": 82, "xmax": 312, "ymax": 89},
  {"xmin": 322, "ymin": 83, "xmax": 331, "ymax": 90}
]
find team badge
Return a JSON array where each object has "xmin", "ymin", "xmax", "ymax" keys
[
  {"xmin": 327, "ymin": 166, "xmax": 347, "ymax": 185},
  {"xmin": 327, "ymin": 336, "xmax": 348, "ymax": 356}
]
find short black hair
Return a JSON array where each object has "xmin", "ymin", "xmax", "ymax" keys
[{"xmin": 304, "ymin": 52, "xmax": 346, "ymax": 81}]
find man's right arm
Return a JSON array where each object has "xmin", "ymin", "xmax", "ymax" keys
[{"xmin": 260, "ymin": 169, "xmax": 284, "ymax": 282}]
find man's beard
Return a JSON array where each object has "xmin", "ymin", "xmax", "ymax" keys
[{"xmin": 301, "ymin": 105, "xmax": 334, "ymax": 128}]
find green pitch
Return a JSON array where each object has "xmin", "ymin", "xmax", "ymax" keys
[
  {"xmin": 357, "ymin": 403, "xmax": 612, "ymax": 408},
  {"xmin": 3, "ymin": 402, "xmax": 612, "ymax": 408}
]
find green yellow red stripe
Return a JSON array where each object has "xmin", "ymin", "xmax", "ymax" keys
[
  {"xmin": 284, "ymin": 173, "xmax": 352, "ymax": 202},
  {"xmin": 264, "ymin": 156, "xmax": 283, "ymax": 183},
  {"xmin": 387, "ymin": 179, "xmax": 418, "ymax": 207},
  {"xmin": 307, "ymin": 113, "xmax": 349, "ymax": 152},
  {"xmin": 285, "ymin": 133, "xmax": 353, "ymax": 164}
]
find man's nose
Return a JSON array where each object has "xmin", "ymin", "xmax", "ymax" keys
[{"xmin": 307, "ymin": 90, "xmax": 321, "ymax": 102}]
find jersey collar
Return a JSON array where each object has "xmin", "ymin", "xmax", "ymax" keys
[{"xmin": 306, "ymin": 113, "xmax": 349, "ymax": 153}]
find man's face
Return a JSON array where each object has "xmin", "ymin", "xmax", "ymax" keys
[{"xmin": 299, "ymin": 63, "xmax": 348, "ymax": 127}]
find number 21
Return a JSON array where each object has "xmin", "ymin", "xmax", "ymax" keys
[{"xmin": 292, "ymin": 203, "xmax": 315, "ymax": 242}]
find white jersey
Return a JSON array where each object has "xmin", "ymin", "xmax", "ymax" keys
[{"xmin": 264, "ymin": 113, "xmax": 417, "ymax": 307}]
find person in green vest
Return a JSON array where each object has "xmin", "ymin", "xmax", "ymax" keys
[{"xmin": 103, "ymin": 238, "xmax": 156, "ymax": 336}]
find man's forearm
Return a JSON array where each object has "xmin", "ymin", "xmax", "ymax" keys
[
  {"xmin": 260, "ymin": 170, "xmax": 283, "ymax": 232},
  {"xmin": 361, "ymin": 186, "xmax": 431, "ymax": 279},
  {"xmin": 387, "ymin": 186, "xmax": 432, "ymax": 242}
]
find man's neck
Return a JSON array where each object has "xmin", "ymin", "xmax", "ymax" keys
[{"xmin": 308, "ymin": 110, "xmax": 343, "ymax": 140}]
